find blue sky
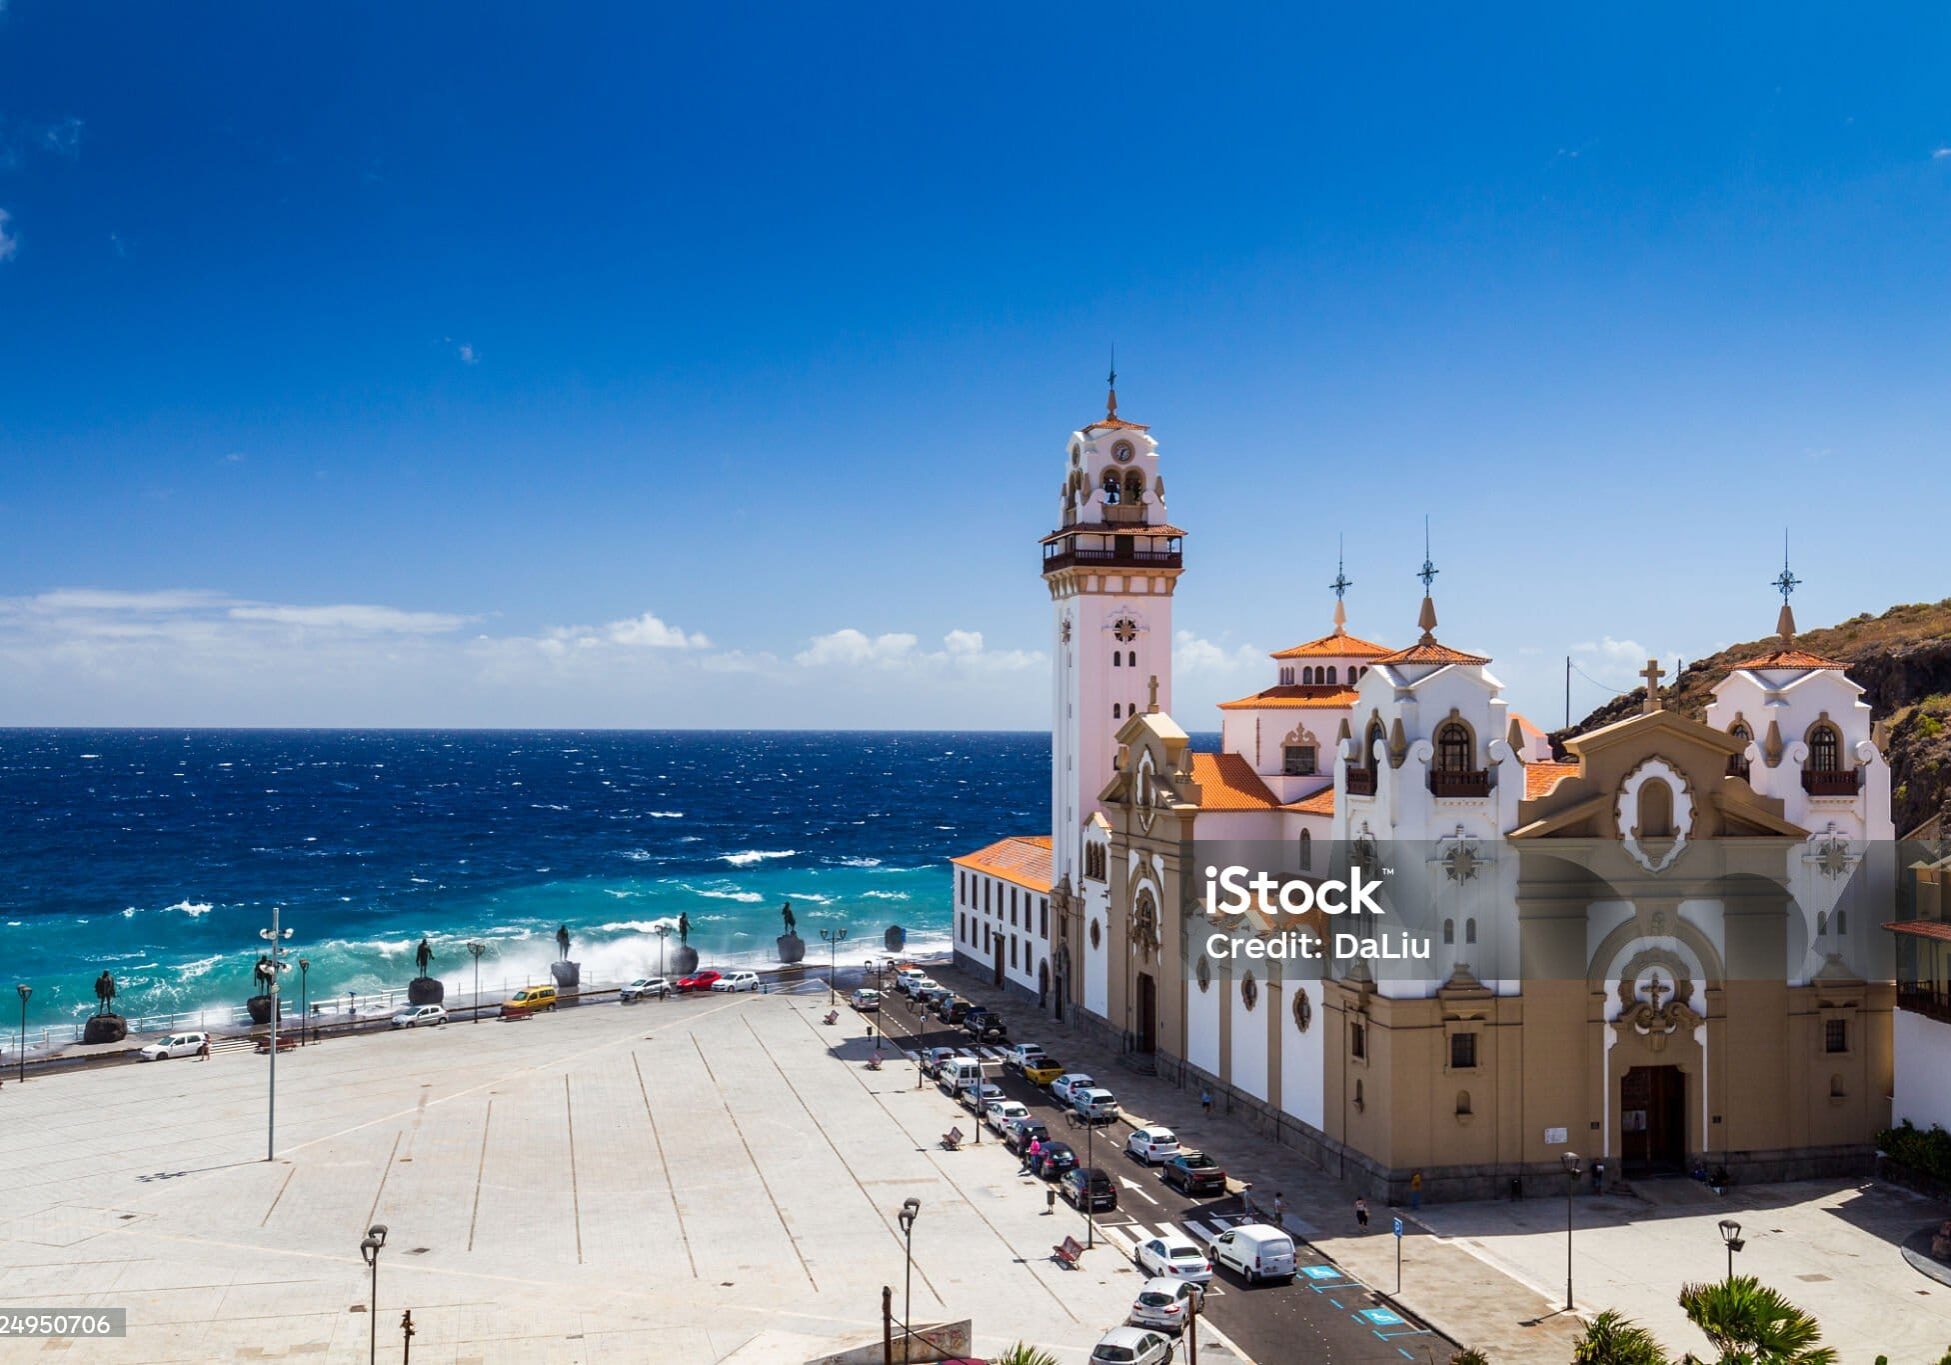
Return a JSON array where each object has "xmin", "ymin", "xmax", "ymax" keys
[{"xmin": 1, "ymin": 4, "xmax": 1947, "ymax": 727}]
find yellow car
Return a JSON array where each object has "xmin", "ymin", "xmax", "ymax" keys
[
  {"xmin": 500, "ymin": 984, "xmax": 558, "ymax": 1017},
  {"xmin": 1023, "ymin": 1057, "xmax": 1066, "ymax": 1087}
]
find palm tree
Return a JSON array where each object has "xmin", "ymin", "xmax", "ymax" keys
[
  {"xmin": 992, "ymin": 1347, "xmax": 1059, "ymax": 1365},
  {"xmin": 1574, "ymin": 1310, "xmax": 1670, "ymax": 1365},
  {"xmin": 1677, "ymin": 1275, "xmax": 1835, "ymax": 1365},
  {"xmin": 1450, "ymin": 1350, "xmax": 1492, "ymax": 1365}
]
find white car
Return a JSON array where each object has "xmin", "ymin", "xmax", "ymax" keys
[
  {"xmin": 894, "ymin": 970, "xmax": 926, "ymax": 995},
  {"xmin": 1003, "ymin": 1042, "xmax": 1046, "ymax": 1072},
  {"xmin": 908, "ymin": 976, "xmax": 941, "ymax": 998},
  {"xmin": 390, "ymin": 1004, "xmax": 448, "ymax": 1029},
  {"xmin": 1089, "ymin": 1326, "xmax": 1175, "ymax": 1365},
  {"xmin": 1134, "ymin": 1232, "xmax": 1213, "ymax": 1285},
  {"xmin": 1126, "ymin": 1126, "xmax": 1181, "ymax": 1165},
  {"xmin": 620, "ymin": 977, "xmax": 669, "ymax": 1002},
  {"xmin": 1049, "ymin": 1072, "xmax": 1097, "ymax": 1105},
  {"xmin": 711, "ymin": 971, "xmax": 761, "ymax": 992},
  {"xmin": 984, "ymin": 1098, "xmax": 1030, "ymax": 1133},
  {"xmin": 1072, "ymin": 1086, "xmax": 1120, "ymax": 1121},
  {"xmin": 137, "ymin": 1031, "xmax": 209, "ymax": 1061},
  {"xmin": 1129, "ymin": 1275, "xmax": 1204, "ymax": 1333},
  {"xmin": 850, "ymin": 988, "xmax": 881, "ymax": 1011},
  {"xmin": 1207, "ymin": 1222, "xmax": 1297, "ymax": 1285}
]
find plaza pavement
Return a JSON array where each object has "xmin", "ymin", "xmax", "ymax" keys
[
  {"xmin": 0, "ymin": 984, "xmax": 1229, "ymax": 1363},
  {"xmin": 931, "ymin": 963, "xmax": 1951, "ymax": 1365}
]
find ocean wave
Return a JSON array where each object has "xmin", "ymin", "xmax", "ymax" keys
[
  {"xmin": 719, "ymin": 849, "xmax": 796, "ymax": 868},
  {"xmin": 121, "ymin": 906, "xmax": 139, "ymax": 919},
  {"xmin": 829, "ymin": 855, "xmax": 882, "ymax": 868},
  {"xmin": 164, "ymin": 900, "xmax": 214, "ymax": 917},
  {"xmin": 692, "ymin": 887, "xmax": 763, "ymax": 904},
  {"xmin": 530, "ymin": 803, "xmax": 570, "ymax": 812},
  {"xmin": 785, "ymin": 892, "xmax": 834, "ymax": 904},
  {"xmin": 862, "ymin": 890, "xmax": 910, "ymax": 901},
  {"xmin": 645, "ymin": 811, "xmax": 685, "ymax": 819},
  {"xmin": 867, "ymin": 865, "xmax": 933, "ymax": 875},
  {"xmin": 596, "ymin": 917, "xmax": 683, "ymax": 935}
]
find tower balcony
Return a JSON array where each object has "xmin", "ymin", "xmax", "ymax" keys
[
  {"xmin": 1429, "ymin": 769, "xmax": 1492, "ymax": 798},
  {"xmin": 1345, "ymin": 767, "xmax": 1378, "ymax": 797},
  {"xmin": 1040, "ymin": 534, "xmax": 1184, "ymax": 576},
  {"xmin": 1802, "ymin": 768, "xmax": 1861, "ymax": 797}
]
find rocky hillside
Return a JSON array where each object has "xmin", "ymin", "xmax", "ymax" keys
[{"xmin": 1551, "ymin": 600, "xmax": 1951, "ymax": 835}]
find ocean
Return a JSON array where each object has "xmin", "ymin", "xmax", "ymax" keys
[{"xmin": 0, "ymin": 730, "xmax": 1056, "ymax": 1029}]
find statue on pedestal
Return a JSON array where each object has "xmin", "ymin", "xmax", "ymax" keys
[
  {"xmin": 671, "ymin": 911, "xmax": 699, "ymax": 976},
  {"xmin": 247, "ymin": 955, "xmax": 278, "ymax": 1025},
  {"xmin": 83, "ymin": 970, "xmax": 128, "ymax": 1044},
  {"xmin": 776, "ymin": 900, "xmax": 805, "ymax": 965},
  {"xmin": 408, "ymin": 935, "xmax": 445, "ymax": 1005},
  {"xmin": 550, "ymin": 922, "xmax": 581, "ymax": 990}
]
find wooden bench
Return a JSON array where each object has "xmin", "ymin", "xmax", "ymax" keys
[
  {"xmin": 940, "ymin": 1126, "xmax": 964, "ymax": 1151},
  {"xmin": 1051, "ymin": 1235, "xmax": 1084, "ymax": 1269},
  {"xmin": 822, "ymin": 1009, "xmax": 839, "ymax": 1025}
]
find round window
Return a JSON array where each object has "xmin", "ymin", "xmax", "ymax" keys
[
  {"xmin": 1292, "ymin": 986, "xmax": 1312, "ymax": 1033},
  {"xmin": 1241, "ymin": 971, "xmax": 1259, "ymax": 1012}
]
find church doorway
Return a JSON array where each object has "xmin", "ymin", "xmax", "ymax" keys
[
  {"xmin": 1134, "ymin": 972, "xmax": 1156, "ymax": 1054},
  {"xmin": 1620, "ymin": 1065, "xmax": 1686, "ymax": 1175},
  {"xmin": 993, "ymin": 939, "xmax": 1004, "ymax": 988}
]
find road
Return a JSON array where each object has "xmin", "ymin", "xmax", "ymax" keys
[{"xmin": 866, "ymin": 989, "xmax": 1452, "ymax": 1364}]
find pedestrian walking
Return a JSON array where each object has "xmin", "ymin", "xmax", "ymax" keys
[
  {"xmin": 1410, "ymin": 1169, "xmax": 1423, "ymax": 1211},
  {"xmin": 197, "ymin": 1037, "xmax": 211, "ymax": 1062},
  {"xmin": 1272, "ymin": 1192, "xmax": 1285, "ymax": 1227},
  {"xmin": 1023, "ymin": 1136, "xmax": 1041, "ymax": 1174},
  {"xmin": 1591, "ymin": 1159, "xmax": 1606, "ymax": 1196},
  {"xmin": 1201, "ymin": 1088, "xmax": 1213, "ymax": 1117},
  {"xmin": 1355, "ymin": 1197, "xmax": 1370, "ymax": 1231}
]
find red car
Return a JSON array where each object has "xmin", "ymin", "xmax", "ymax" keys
[{"xmin": 675, "ymin": 970, "xmax": 721, "ymax": 993}]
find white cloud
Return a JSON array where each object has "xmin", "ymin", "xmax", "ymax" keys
[
  {"xmin": 227, "ymin": 603, "xmax": 469, "ymax": 634},
  {"xmin": 457, "ymin": 343, "xmax": 478, "ymax": 364},
  {"xmin": 1569, "ymin": 635, "xmax": 1647, "ymax": 663},
  {"xmin": 15, "ymin": 588, "xmax": 233, "ymax": 613},
  {"xmin": 544, "ymin": 611, "xmax": 710, "ymax": 650},
  {"xmin": 797, "ymin": 628, "xmax": 920, "ymax": 668},
  {"xmin": 1934, "ymin": 146, "xmax": 1951, "ymax": 160},
  {"xmin": 41, "ymin": 117, "xmax": 83, "ymax": 157},
  {"xmin": 796, "ymin": 627, "xmax": 1041, "ymax": 675},
  {"xmin": 0, "ymin": 209, "xmax": 16, "ymax": 263},
  {"xmin": 1173, "ymin": 629, "xmax": 1263, "ymax": 677}
]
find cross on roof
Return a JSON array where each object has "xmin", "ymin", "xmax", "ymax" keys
[
  {"xmin": 1773, "ymin": 530, "xmax": 1800, "ymax": 603},
  {"xmin": 1147, "ymin": 673, "xmax": 1160, "ymax": 713},
  {"xmin": 1330, "ymin": 535, "xmax": 1352, "ymax": 601},
  {"xmin": 1416, "ymin": 516, "xmax": 1438, "ymax": 592},
  {"xmin": 1640, "ymin": 658, "xmax": 1665, "ymax": 714}
]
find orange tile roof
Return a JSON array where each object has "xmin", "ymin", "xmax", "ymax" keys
[
  {"xmin": 1372, "ymin": 639, "xmax": 1491, "ymax": 667},
  {"xmin": 1084, "ymin": 415, "xmax": 1151, "ymax": 432},
  {"xmin": 1217, "ymin": 685, "xmax": 1361, "ymax": 711},
  {"xmin": 1524, "ymin": 761, "xmax": 1579, "ymax": 799},
  {"xmin": 1285, "ymin": 787, "xmax": 1335, "ymax": 816},
  {"xmin": 1270, "ymin": 630, "xmax": 1393, "ymax": 660},
  {"xmin": 1731, "ymin": 647, "xmax": 1845, "ymax": 671},
  {"xmin": 1041, "ymin": 522, "xmax": 1189, "ymax": 543},
  {"xmin": 1885, "ymin": 919, "xmax": 1951, "ymax": 943},
  {"xmin": 1190, "ymin": 752, "xmax": 1282, "ymax": 811},
  {"xmin": 951, "ymin": 834, "xmax": 1053, "ymax": 894}
]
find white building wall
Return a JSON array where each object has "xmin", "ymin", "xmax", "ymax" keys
[
  {"xmin": 1894, "ymin": 1008, "xmax": 1951, "ymax": 1133},
  {"xmin": 1229, "ymin": 977, "xmax": 1269, "ymax": 1101},
  {"xmin": 1280, "ymin": 982, "xmax": 1326, "ymax": 1131},
  {"xmin": 1186, "ymin": 958, "xmax": 1221, "ymax": 1077}
]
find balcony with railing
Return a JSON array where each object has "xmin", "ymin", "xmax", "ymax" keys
[
  {"xmin": 1429, "ymin": 769, "xmax": 1492, "ymax": 798},
  {"xmin": 1802, "ymin": 767, "xmax": 1861, "ymax": 797},
  {"xmin": 1898, "ymin": 982, "xmax": 1951, "ymax": 1026},
  {"xmin": 1041, "ymin": 539, "xmax": 1184, "ymax": 575},
  {"xmin": 1345, "ymin": 767, "xmax": 1377, "ymax": 797},
  {"xmin": 1726, "ymin": 755, "xmax": 1751, "ymax": 779}
]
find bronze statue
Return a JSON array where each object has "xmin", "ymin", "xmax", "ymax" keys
[
  {"xmin": 781, "ymin": 901, "xmax": 796, "ymax": 935},
  {"xmin": 556, "ymin": 923, "xmax": 572, "ymax": 961},
  {"xmin": 253, "ymin": 956, "xmax": 276, "ymax": 994},
  {"xmin": 94, "ymin": 970, "xmax": 116, "ymax": 1016},
  {"xmin": 414, "ymin": 936, "xmax": 435, "ymax": 980},
  {"xmin": 678, "ymin": 912, "xmax": 690, "ymax": 944}
]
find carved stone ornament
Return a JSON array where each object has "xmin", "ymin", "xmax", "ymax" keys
[
  {"xmin": 1805, "ymin": 826, "xmax": 1859, "ymax": 881},
  {"xmin": 1240, "ymin": 971, "xmax": 1259, "ymax": 1012},
  {"xmin": 1292, "ymin": 986, "xmax": 1312, "ymax": 1033},
  {"xmin": 1196, "ymin": 953, "xmax": 1212, "ymax": 993},
  {"xmin": 1612, "ymin": 968, "xmax": 1700, "ymax": 1053},
  {"xmin": 1129, "ymin": 887, "xmax": 1161, "ymax": 957}
]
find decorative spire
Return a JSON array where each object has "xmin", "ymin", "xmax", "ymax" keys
[
  {"xmin": 1330, "ymin": 535, "xmax": 1352, "ymax": 636},
  {"xmin": 1771, "ymin": 529, "xmax": 1801, "ymax": 644},
  {"xmin": 1106, "ymin": 345, "xmax": 1119, "ymax": 420},
  {"xmin": 1415, "ymin": 516, "xmax": 1439, "ymax": 644}
]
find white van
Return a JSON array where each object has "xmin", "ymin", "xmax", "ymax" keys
[
  {"xmin": 939, "ymin": 1057, "xmax": 984, "ymax": 1096},
  {"xmin": 1207, "ymin": 1223, "xmax": 1296, "ymax": 1285}
]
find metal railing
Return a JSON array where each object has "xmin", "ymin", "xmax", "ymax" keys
[
  {"xmin": 1898, "ymin": 982, "xmax": 1951, "ymax": 1026},
  {"xmin": 1345, "ymin": 767, "xmax": 1378, "ymax": 796},
  {"xmin": 1429, "ymin": 769, "xmax": 1492, "ymax": 798},
  {"xmin": 1803, "ymin": 768, "xmax": 1861, "ymax": 796}
]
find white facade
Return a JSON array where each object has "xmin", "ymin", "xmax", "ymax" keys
[{"xmin": 951, "ymin": 857, "xmax": 1053, "ymax": 998}]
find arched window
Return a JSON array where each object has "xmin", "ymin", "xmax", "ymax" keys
[
  {"xmin": 1809, "ymin": 724, "xmax": 1841, "ymax": 773},
  {"xmin": 1442, "ymin": 918, "xmax": 1455, "ymax": 945},
  {"xmin": 1836, "ymin": 908, "xmax": 1848, "ymax": 934},
  {"xmin": 1365, "ymin": 719, "xmax": 1386, "ymax": 769},
  {"xmin": 1299, "ymin": 829, "xmax": 1313, "ymax": 870},
  {"xmin": 1353, "ymin": 1079, "xmax": 1365, "ymax": 1110},
  {"xmin": 1639, "ymin": 779, "xmax": 1675, "ymax": 838},
  {"xmin": 1279, "ymin": 667, "xmax": 1294, "ymax": 685},
  {"xmin": 1101, "ymin": 470, "xmax": 1122, "ymax": 504},
  {"xmin": 1302, "ymin": 666, "xmax": 1315, "ymax": 685},
  {"xmin": 1455, "ymin": 1089, "xmax": 1473, "ymax": 1116},
  {"xmin": 1124, "ymin": 470, "xmax": 1144, "ymax": 503},
  {"xmin": 1326, "ymin": 666, "xmax": 1338, "ymax": 684},
  {"xmin": 1816, "ymin": 911, "xmax": 1829, "ymax": 935},
  {"xmin": 1112, "ymin": 703, "xmax": 1122, "ymax": 719},
  {"xmin": 1465, "ymin": 917, "xmax": 1477, "ymax": 945},
  {"xmin": 1436, "ymin": 722, "xmax": 1473, "ymax": 773},
  {"xmin": 1730, "ymin": 722, "xmax": 1752, "ymax": 747}
]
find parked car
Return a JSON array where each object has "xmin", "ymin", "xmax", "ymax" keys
[
  {"xmin": 1021, "ymin": 1056, "xmax": 1066, "ymax": 1086},
  {"xmin": 963, "ymin": 1012, "xmax": 1008, "ymax": 1043},
  {"xmin": 907, "ymin": 976, "xmax": 941, "ymax": 999},
  {"xmin": 1071, "ymin": 1087, "xmax": 1120, "ymax": 1122},
  {"xmin": 1060, "ymin": 1166, "xmax": 1119, "ymax": 1211},
  {"xmin": 1089, "ymin": 1326, "xmax": 1175, "ymax": 1365},
  {"xmin": 1125, "ymin": 1126, "xmax": 1181, "ymax": 1165},
  {"xmin": 500, "ymin": 984, "xmax": 559, "ymax": 1016},
  {"xmin": 1002, "ymin": 1042, "xmax": 1046, "ymax": 1071},
  {"xmin": 674, "ymin": 970, "xmax": 721, "ymax": 994},
  {"xmin": 938, "ymin": 1056, "xmax": 984, "ymax": 1096},
  {"xmin": 1004, "ymin": 1118, "xmax": 1050, "ymax": 1154},
  {"xmin": 391, "ymin": 1004, "xmax": 448, "ymax": 1029},
  {"xmin": 1207, "ymin": 1223, "xmax": 1297, "ymax": 1285},
  {"xmin": 935, "ymin": 995, "xmax": 972, "ymax": 1025},
  {"xmin": 916, "ymin": 985, "xmax": 952, "ymax": 1009},
  {"xmin": 850, "ymin": 988, "xmax": 881, "ymax": 1011},
  {"xmin": 711, "ymin": 970, "xmax": 761, "ymax": 992},
  {"xmin": 984, "ymin": 1098, "xmax": 1029, "ymax": 1133},
  {"xmin": 1134, "ymin": 1231, "xmax": 1213, "ymax": 1284},
  {"xmin": 1029, "ymin": 1140, "xmax": 1077, "ymax": 1179},
  {"xmin": 1128, "ymin": 1276, "xmax": 1203, "ymax": 1334},
  {"xmin": 921, "ymin": 1046, "xmax": 965, "ymax": 1078},
  {"xmin": 960, "ymin": 1079, "xmax": 1000, "ymax": 1113},
  {"xmin": 620, "ymin": 977, "xmax": 669, "ymax": 1002},
  {"xmin": 894, "ymin": 969, "xmax": 926, "ymax": 995},
  {"xmin": 1049, "ymin": 1072, "xmax": 1097, "ymax": 1105},
  {"xmin": 137, "ymin": 1031, "xmax": 209, "ymax": 1061},
  {"xmin": 1160, "ymin": 1151, "xmax": 1227, "ymax": 1197}
]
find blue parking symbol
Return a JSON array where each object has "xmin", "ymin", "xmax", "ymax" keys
[
  {"xmin": 1301, "ymin": 1265, "xmax": 1342, "ymax": 1281},
  {"xmin": 1359, "ymin": 1308, "xmax": 1406, "ymax": 1326}
]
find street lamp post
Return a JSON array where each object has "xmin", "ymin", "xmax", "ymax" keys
[
  {"xmin": 654, "ymin": 924, "xmax": 671, "ymax": 996},
  {"xmin": 1718, "ymin": 1218, "xmax": 1745, "ymax": 1281},
  {"xmin": 820, "ymin": 926, "xmax": 848, "ymax": 1005},
  {"xmin": 467, "ymin": 941, "xmax": 485, "ymax": 1023},
  {"xmin": 15, "ymin": 984, "xmax": 29, "ymax": 1084},
  {"xmin": 1065, "ymin": 1109, "xmax": 1099, "ymax": 1249},
  {"xmin": 359, "ymin": 1224, "xmax": 388, "ymax": 1365},
  {"xmin": 897, "ymin": 1198, "xmax": 920, "ymax": 1357},
  {"xmin": 298, "ymin": 958, "xmax": 310, "ymax": 1046},
  {"xmin": 400, "ymin": 1308, "xmax": 415, "ymax": 1364},
  {"xmin": 1561, "ymin": 1152, "xmax": 1582, "ymax": 1310},
  {"xmin": 259, "ymin": 908, "xmax": 293, "ymax": 1161}
]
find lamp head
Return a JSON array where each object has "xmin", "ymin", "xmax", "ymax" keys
[
  {"xmin": 299, "ymin": 957, "xmax": 309, "ymax": 970},
  {"xmin": 15, "ymin": 984, "xmax": 28, "ymax": 1003},
  {"xmin": 368, "ymin": 1223, "xmax": 388, "ymax": 1247},
  {"xmin": 1561, "ymin": 1151, "xmax": 1582, "ymax": 1177},
  {"xmin": 898, "ymin": 1197, "xmax": 920, "ymax": 1233},
  {"xmin": 1719, "ymin": 1218, "xmax": 1742, "ymax": 1244},
  {"xmin": 359, "ymin": 1236, "xmax": 380, "ymax": 1266}
]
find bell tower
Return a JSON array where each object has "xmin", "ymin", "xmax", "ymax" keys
[{"xmin": 1042, "ymin": 369, "xmax": 1185, "ymax": 1013}]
